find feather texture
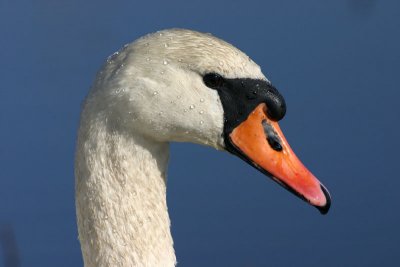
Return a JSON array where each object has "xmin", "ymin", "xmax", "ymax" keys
[{"xmin": 75, "ymin": 29, "xmax": 266, "ymax": 266}]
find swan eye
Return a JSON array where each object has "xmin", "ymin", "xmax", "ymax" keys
[{"xmin": 203, "ymin": 73, "xmax": 224, "ymax": 89}]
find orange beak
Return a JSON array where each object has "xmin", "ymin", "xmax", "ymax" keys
[{"xmin": 229, "ymin": 103, "xmax": 330, "ymax": 214}]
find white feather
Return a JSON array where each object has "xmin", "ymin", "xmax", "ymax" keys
[{"xmin": 75, "ymin": 28, "xmax": 267, "ymax": 267}]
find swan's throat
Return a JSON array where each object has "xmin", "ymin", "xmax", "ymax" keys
[{"xmin": 75, "ymin": 122, "xmax": 176, "ymax": 267}]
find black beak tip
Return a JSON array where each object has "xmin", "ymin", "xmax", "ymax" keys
[{"xmin": 315, "ymin": 184, "xmax": 331, "ymax": 215}]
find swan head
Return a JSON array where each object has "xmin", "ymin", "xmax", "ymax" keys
[{"xmin": 88, "ymin": 28, "xmax": 330, "ymax": 214}]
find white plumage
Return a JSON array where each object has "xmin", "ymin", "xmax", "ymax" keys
[{"xmin": 75, "ymin": 29, "xmax": 268, "ymax": 266}]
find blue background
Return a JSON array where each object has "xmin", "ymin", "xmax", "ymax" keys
[{"xmin": 1, "ymin": 0, "xmax": 399, "ymax": 266}]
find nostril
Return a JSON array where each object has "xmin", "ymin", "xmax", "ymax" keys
[
  {"xmin": 268, "ymin": 135, "xmax": 282, "ymax": 151},
  {"xmin": 262, "ymin": 120, "xmax": 283, "ymax": 152}
]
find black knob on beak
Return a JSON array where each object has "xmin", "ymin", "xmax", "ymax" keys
[{"xmin": 264, "ymin": 84, "xmax": 286, "ymax": 121}]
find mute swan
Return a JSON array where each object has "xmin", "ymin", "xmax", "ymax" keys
[{"xmin": 75, "ymin": 29, "xmax": 331, "ymax": 267}]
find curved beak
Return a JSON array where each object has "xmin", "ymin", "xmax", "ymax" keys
[{"xmin": 228, "ymin": 104, "xmax": 331, "ymax": 214}]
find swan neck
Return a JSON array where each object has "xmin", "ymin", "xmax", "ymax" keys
[{"xmin": 75, "ymin": 119, "xmax": 176, "ymax": 267}]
